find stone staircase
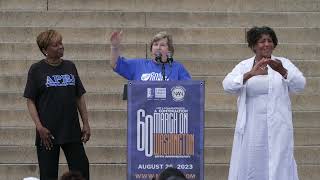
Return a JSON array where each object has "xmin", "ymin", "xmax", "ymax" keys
[{"xmin": 0, "ymin": 0, "xmax": 319, "ymax": 179}]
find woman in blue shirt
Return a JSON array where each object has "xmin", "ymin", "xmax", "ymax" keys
[{"xmin": 109, "ymin": 31, "xmax": 191, "ymax": 81}]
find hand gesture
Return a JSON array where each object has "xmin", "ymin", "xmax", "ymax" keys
[
  {"xmin": 37, "ymin": 126, "xmax": 54, "ymax": 150},
  {"xmin": 250, "ymin": 58, "xmax": 269, "ymax": 76},
  {"xmin": 110, "ymin": 30, "xmax": 122, "ymax": 48},
  {"xmin": 81, "ymin": 123, "xmax": 91, "ymax": 143},
  {"xmin": 266, "ymin": 59, "xmax": 288, "ymax": 77}
]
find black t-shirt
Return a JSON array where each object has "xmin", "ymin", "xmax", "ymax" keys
[{"xmin": 24, "ymin": 60, "xmax": 86, "ymax": 145}]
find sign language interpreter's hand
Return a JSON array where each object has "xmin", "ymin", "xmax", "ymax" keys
[
  {"xmin": 250, "ymin": 58, "xmax": 269, "ymax": 76},
  {"xmin": 266, "ymin": 59, "xmax": 288, "ymax": 78},
  {"xmin": 243, "ymin": 58, "xmax": 269, "ymax": 83}
]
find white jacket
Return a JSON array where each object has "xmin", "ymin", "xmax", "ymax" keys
[{"xmin": 223, "ymin": 55, "xmax": 306, "ymax": 180}]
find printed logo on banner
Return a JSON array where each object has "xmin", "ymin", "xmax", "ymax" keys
[
  {"xmin": 147, "ymin": 88, "xmax": 153, "ymax": 98},
  {"xmin": 128, "ymin": 81, "xmax": 204, "ymax": 180},
  {"xmin": 155, "ymin": 88, "xmax": 166, "ymax": 99},
  {"xmin": 136, "ymin": 107, "xmax": 194, "ymax": 158},
  {"xmin": 171, "ymin": 86, "xmax": 186, "ymax": 102}
]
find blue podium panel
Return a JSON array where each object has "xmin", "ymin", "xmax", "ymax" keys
[{"xmin": 127, "ymin": 81, "xmax": 204, "ymax": 180}]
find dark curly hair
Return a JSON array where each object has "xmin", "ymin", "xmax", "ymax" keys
[
  {"xmin": 246, "ymin": 26, "xmax": 278, "ymax": 52},
  {"xmin": 158, "ymin": 167, "xmax": 186, "ymax": 180}
]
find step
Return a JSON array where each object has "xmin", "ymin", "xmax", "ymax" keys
[
  {"xmin": 2, "ymin": 92, "xmax": 320, "ymax": 110},
  {"xmin": 1, "ymin": 43, "xmax": 320, "ymax": 61},
  {"xmin": 174, "ymin": 44, "xmax": 320, "ymax": 61},
  {"xmin": 0, "ymin": 109, "xmax": 127, "ymax": 128},
  {"xmin": 4, "ymin": 0, "xmax": 319, "ymax": 13},
  {"xmin": 0, "ymin": 164, "xmax": 126, "ymax": 180},
  {"xmin": 1, "ymin": 92, "xmax": 125, "ymax": 109},
  {"xmin": 1, "ymin": 75, "xmax": 319, "ymax": 94},
  {"xmin": 183, "ymin": 60, "xmax": 320, "ymax": 77},
  {"xmin": 205, "ymin": 128, "xmax": 320, "ymax": 146},
  {"xmin": 0, "ymin": 128, "xmax": 127, "ymax": 146},
  {"xmin": 0, "ymin": 146, "xmax": 126, "ymax": 164},
  {"xmin": 46, "ymin": 0, "xmax": 320, "ymax": 12},
  {"xmin": 12, "ymin": 92, "xmax": 320, "ymax": 111},
  {"xmin": 3, "ymin": 59, "xmax": 320, "ymax": 77},
  {"xmin": 0, "ymin": 60, "xmax": 108, "ymax": 76},
  {"xmin": 0, "ymin": 59, "xmax": 131, "ymax": 76},
  {"xmin": 0, "ymin": 11, "xmax": 146, "ymax": 28},
  {"xmin": 1, "ymin": 127, "xmax": 320, "ymax": 146},
  {"xmin": 0, "ymin": 0, "xmax": 46, "ymax": 11},
  {"xmin": 196, "ymin": 76, "xmax": 320, "ymax": 94},
  {"xmin": 0, "ymin": 57, "xmax": 320, "ymax": 79},
  {"xmin": 205, "ymin": 93, "xmax": 320, "ymax": 111},
  {"xmin": 146, "ymin": 12, "xmax": 320, "ymax": 28},
  {"xmin": 204, "ymin": 110, "xmax": 320, "ymax": 129},
  {"xmin": 208, "ymin": 164, "xmax": 320, "ymax": 180},
  {"xmin": 0, "ymin": 163, "xmax": 319, "ymax": 180},
  {"xmin": 1, "ymin": 11, "xmax": 320, "ymax": 28},
  {"xmin": 0, "ymin": 27, "xmax": 246, "ymax": 44},
  {"xmin": 1, "ymin": 109, "xmax": 320, "ymax": 129},
  {"xmin": 1, "ymin": 146, "xmax": 319, "ymax": 165},
  {"xmin": 1, "ymin": 27, "xmax": 320, "ymax": 44},
  {"xmin": 0, "ymin": 43, "xmax": 146, "ymax": 61},
  {"xmin": 205, "ymin": 146, "xmax": 320, "ymax": 165},
  {"xmin": 0, "ymin": 75, "xmax": 127, "ymax": 93},
  {"xmin": 0, "ymin": 60, "xmax": 319, "ymax": 79},
  {"xmin": 240, "ymin": 0, "xmax": 320, "ymax": 12},
  {"xmin": 274, "ymin": 28, "xmax": 320, "ymax": 44}
]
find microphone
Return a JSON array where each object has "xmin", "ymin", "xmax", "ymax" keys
[
  {"xmin": 167, "ymin": 51, "xmax": 173, "ymax": 66},
  {"xmin": 155, "ymin": 51, "xmax": 162, "ymax": 63}
]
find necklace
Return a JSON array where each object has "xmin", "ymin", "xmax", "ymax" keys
[{"xmin": 45, "ymin": 58, "xmax": 62, "ymax": 66}]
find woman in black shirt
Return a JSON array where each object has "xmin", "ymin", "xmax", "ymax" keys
[{"xmin": 24, "ymin": 30, "xmax": 90, "ymax": 180}]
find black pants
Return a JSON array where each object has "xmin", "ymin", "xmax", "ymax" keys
[{"xmin": 36, "ymin": 143, "xmax": 89, "ymax": 180}]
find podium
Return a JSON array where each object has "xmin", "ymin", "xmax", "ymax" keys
[{"xmin": 127, "ymin": 81, "xmax": 204, "ymax": 180}]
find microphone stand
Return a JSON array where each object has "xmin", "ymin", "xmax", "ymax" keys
[
  {"xmin": 155, "ymin": 52, "xmax": 166, "ymax": 81},
  {"xmin": 163, "ymin": 52, "xmax": 173, "ymax": 81},
  {"xmin": 156, "ymin": 52, "xmax": 173, "ymax": 81},
  {"xmin": 161, "ymin": 63, "xmax": 166, "ymax": 81}
]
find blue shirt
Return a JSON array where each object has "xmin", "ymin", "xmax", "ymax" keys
[{"xmin": 114, "ymin": 56, "xmax": 191, "ymax": 81}]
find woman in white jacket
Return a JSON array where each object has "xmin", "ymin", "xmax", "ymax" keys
[{"xmin": 223, "ymin": 26, "xmax": 306, "ymax": 180}]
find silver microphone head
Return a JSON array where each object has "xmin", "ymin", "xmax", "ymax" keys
[{"xmin": 155, "ymin": 51, "xmax": 162, "ymax": 62}]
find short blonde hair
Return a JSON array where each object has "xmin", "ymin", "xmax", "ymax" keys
[
  {"xmin": 149, "ymin": 31, "xmax": 174, "ymax": 55},
  {"xmin": 36, "ymin": 29, "xmax": 62, "ymax": 56}
]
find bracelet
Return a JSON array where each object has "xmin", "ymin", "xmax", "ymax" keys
[{"xmin": 283, "ymin": 70, "xmax": 288, "ymax": 79}]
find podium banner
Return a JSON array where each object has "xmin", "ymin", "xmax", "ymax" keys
[{"xmin": 127, "ymin": 81, "xmax": 204, "ymax": 180}]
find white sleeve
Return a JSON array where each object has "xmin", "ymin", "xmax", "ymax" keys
[
  {"xmin": 281, "ymin": 58, "xmax": 306, "ymax": 93},
  {"xmin": 222, "ymin": 61, "xmax": 246, "ymax": 95}
]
